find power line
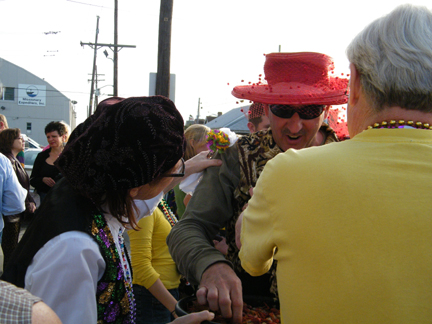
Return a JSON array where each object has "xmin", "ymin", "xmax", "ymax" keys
[
  {"xmin": 65, "ymin": 0, "xmax": 155, "ymax": 16},
  {"xmin": 66, "ymin": 0, "xmax": 112, "ymax": 9}
]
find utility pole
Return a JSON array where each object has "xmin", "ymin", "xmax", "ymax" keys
[
  {"xmin": 82, "ymin": 42, "xmax": 136, "ymax": 88},
  {"xmin": 88, "ymin": 72, "xmax": 105, "ymax": 108},
  {"xmin": 95, "ymin": 66, "xmax": 99, "ymax": 106},
  {"xmin": 196, "ymin": 97, "xmax": 201, "ymax": 124},
  {"xmin": 88, "ymin": 16, "xmax": 100, "ymax": 117},
  {"xmin": 114, "ymin": 0, "xmax": 118, "ymax": 96},
  {"xmin": 155, "ymin": 0, "xmax": 173, "ymax": 98},
  {"xmin": 81, "ymin": 41, "xmax": 135, "ymax": 116}
]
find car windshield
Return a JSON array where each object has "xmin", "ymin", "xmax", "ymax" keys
[
  {"xmin": 22, "ymin": 134, "xmax": 42, "ymax": 149},
  {"xmin": 25, "ymin": 150, "xmax": 40, "ymax": 166}
]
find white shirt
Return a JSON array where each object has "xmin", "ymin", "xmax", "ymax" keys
[
  {"xmin": 0, "ymin": 153, "xmax": 27, "ymax": 232},
  {"xmin": 25, "ymin": 215, "xmax": 130, "ymax": 324},
  {"xmin": 24, "ymin": 193, "xmax": 162, "ymax": 324},
  {"xmin": 134, "ymin": 193, "xmax": 163, "ymax": 221}
]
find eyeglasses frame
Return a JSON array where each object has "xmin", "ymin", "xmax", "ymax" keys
[{"xmin": 161, "ymin": 158, "xmax": 185, "ymax": 178}]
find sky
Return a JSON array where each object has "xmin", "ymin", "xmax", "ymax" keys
[{"xmin": 1, "ymin": 0, "xmax": 431, "ymax": 126}]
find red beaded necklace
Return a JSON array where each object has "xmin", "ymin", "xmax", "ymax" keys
[{"xmin": 158, "ymin": 198, "xmax": 178, "ymax": 227}]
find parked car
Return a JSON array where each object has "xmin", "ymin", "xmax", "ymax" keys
[
  {"xmin": 24, "ymin": 148, "xmax": 42, "ymax": 177},
  {"xmin": 22, "ymin": 134, "xmax": 44, "ymax": 149}
]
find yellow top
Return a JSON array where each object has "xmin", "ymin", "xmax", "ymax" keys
[
  {"xmin": 240, "ymin": 129, "xmax": 432, "ymax": 323},
  {"xmin": 129, "ymin": 208, "xmax": 180, "ymax": 290}
]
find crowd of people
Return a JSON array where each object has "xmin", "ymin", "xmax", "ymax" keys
[{"xmin": 0, "ymin": 3, "xmax": 431, "ymax": 324}]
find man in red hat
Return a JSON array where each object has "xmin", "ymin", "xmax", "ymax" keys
[
  {"xmin": 167, "ymin": 52, "xmax": 348, "ymax": 323},
  {"xmin": 239, "ymin": 5, "xmax": 432, "ymax": 323}
]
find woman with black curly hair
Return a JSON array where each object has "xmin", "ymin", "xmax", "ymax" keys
[
  {"xmin": 3, "ymin": 96, "xmax": 214, "ymax": 324},
  {"xmin": 29, "ymin": 121, "xmax": 68, "ymax": 202}
]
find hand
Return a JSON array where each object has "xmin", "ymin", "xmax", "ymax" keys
[
  {"xmin": 197, "ymin": 263, "xmax": 243, "ymax": 324},
  {"xmin": 28, "ymin": 202, "xmax": 37, "ymax": 214},
  {"xmin": 42, "ymin": 177, "xmax": 56, "ymax": 187},
  {"xmin": 184, "ymin": 150, "xmax": 223, "ymax": 176},
  {"xmin": 164, "ymin": 151, "xmax": 223, "ymax": 194},
  {"xmin": 213, "ymin": 236, "xmax": 228, "ymax": 255},
  {"xmin": 171, "ymin": 311, "xmax": 214, "ymax": 324}
]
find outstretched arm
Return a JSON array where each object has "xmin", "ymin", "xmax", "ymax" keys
[
  {"xmin": 196, "ymin": 263, "xmax": 243, "ymax": 323},
  {"xmin": 164, "ymin": 150, "xmax": 222, "ymax": 193},
  {"xmin": 167, "ymin": 145, "xmax": 243, "ymax": 323},
  {"xmin": 167, "ymin": 146, "xmax": 239, "ymax": 283}
]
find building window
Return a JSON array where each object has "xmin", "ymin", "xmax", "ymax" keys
[
  {"xmin": 27, "ymin": 123, "xmax": 32, "ymax": 132},
  {"xmin": 1, "ymin": 87, "xmax": 14, "ymax": 101}
]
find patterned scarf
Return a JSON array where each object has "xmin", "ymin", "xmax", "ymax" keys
[
  {"xmin": 227, "ymin": 124, "xmax": 338, "ymax": 296},
  {"xmin": 91, "ymin": 213, "xmax": 136, "ymax": 323}
]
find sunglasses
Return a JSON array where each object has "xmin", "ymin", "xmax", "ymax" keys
[
  {"xmin": 269, "ymin": 104, "xmax": 325, "ymax": 120},
  {"xmin": 161, "ymin": 158, "xmax": 185, "ymax": 178}
]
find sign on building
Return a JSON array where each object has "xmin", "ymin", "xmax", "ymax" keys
[{"xmin": 18, "ymin": 84, "xmax": 46, "ymax": 106}]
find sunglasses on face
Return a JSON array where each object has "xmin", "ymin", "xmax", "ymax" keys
[{"xmin": 269, "ymin": 104, "xmax": 325, "ymax": 120}]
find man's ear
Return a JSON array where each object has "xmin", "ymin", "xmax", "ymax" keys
[
  {"xmin": 348, "ymin": 63, "xmax": 361, "ymax": 107},
  {"xmin": 322, "ymin": 105, "xmax": 331, "ymax": 120},
  {"xmin": 247, "ymin": 122, "xmax": 255, "ymax": 133}
]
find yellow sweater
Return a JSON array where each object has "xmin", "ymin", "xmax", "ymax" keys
[
  {"xmin": 129, "ymin": 208, "xmax": 180, "ymax": 290},
  {"xmin": 240, "ymin": 129, "xmax": 432, "ymax": 323}
]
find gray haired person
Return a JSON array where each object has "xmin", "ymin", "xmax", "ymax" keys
[{"xmin": 238, "ymin": 4, "xmax": 432, "ymax": 322}]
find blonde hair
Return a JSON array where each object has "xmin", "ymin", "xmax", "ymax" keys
[
  {"xmin": 59, "ymin": 121, "xmax": 71, "ymax": 142},
  {"xmin": 184, "ymin": 124, "xmax": 210, "ymax": 160},
  {"xmin": 0, "ymin": 114, "xmax": 9, "ymax": 129}
]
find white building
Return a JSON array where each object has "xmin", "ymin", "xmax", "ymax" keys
[{"xmin": 0, "ymin": 57, "xmax": 76, "ymax": 145}]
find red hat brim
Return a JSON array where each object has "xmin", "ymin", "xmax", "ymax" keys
[{"xmin": 232, "ymin": 78, "xmax": 349, "ymax": 105}]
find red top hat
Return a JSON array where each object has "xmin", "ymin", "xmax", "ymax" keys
[{"xmin": 232, "ymin": 52, "xmax": 348, "ymax": 105}]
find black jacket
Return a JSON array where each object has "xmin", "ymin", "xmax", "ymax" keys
[{"xmin": 29, "ymin": 148, "xmax": 62, "ymax": 194}]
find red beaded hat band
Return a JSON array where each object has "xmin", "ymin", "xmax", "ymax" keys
[{"xmin": 232, "ymin": 52, "xmax": 349, "ymax": 105}]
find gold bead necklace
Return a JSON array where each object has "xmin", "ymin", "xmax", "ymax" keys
[{"xmin": 367, "ymin": 120, "xmax": 432, "ymax": 130}]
